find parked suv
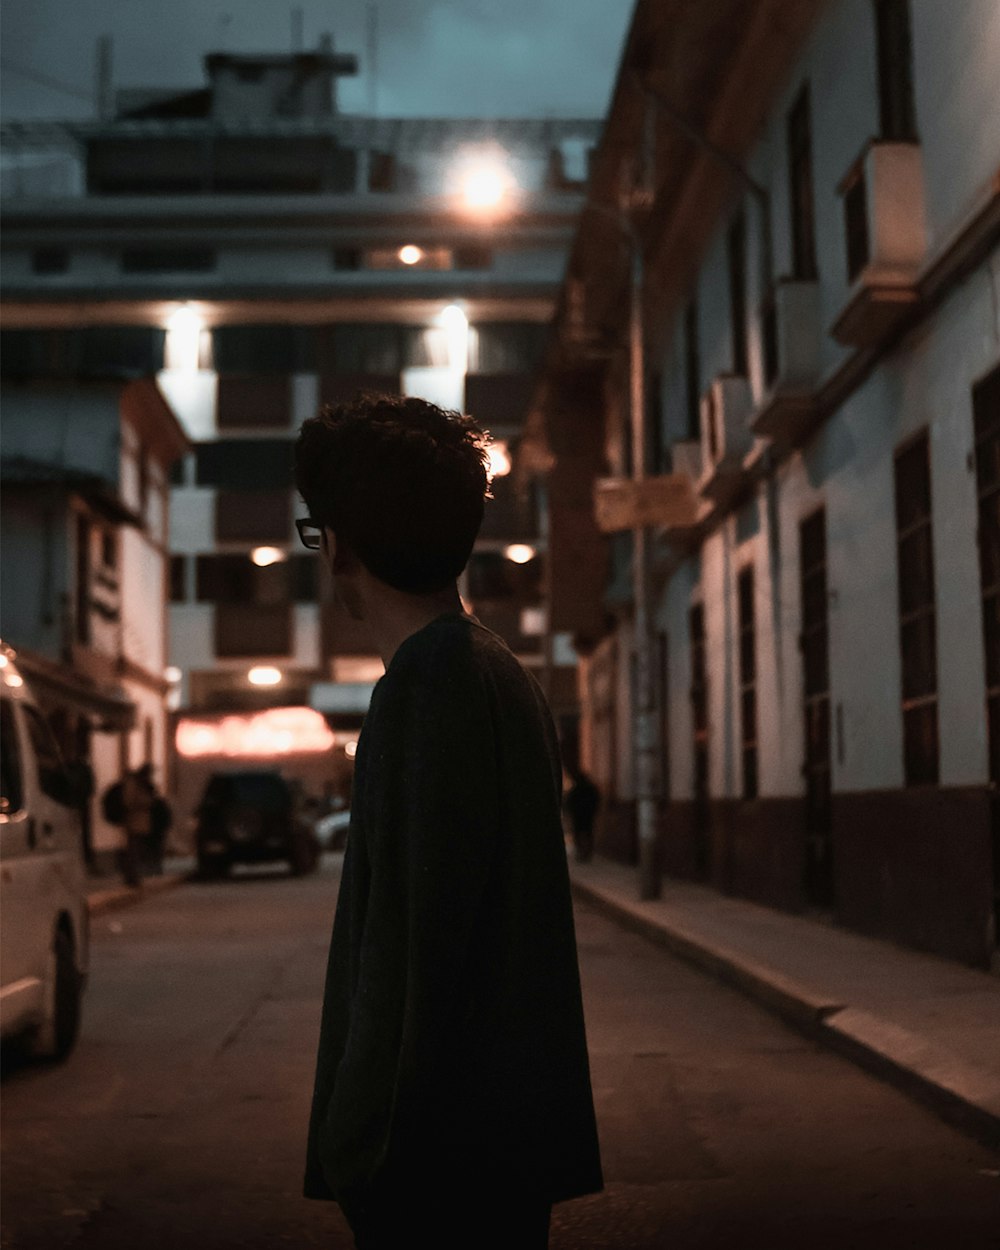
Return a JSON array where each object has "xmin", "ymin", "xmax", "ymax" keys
[
  {"xmin": 0, "ymin": 642, "xmax": 89, "ymax": 1061},
  {"xmin": 194, "ymin": 770, "xmax": 320, "ymax": 879}
]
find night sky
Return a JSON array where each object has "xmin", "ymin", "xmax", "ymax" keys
[{"xmin": 0, "ymin": 0, "xmax": 632, "ymax": 120}]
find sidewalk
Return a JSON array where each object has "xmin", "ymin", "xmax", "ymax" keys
[
  {"xmin": 570, "ymin": 857, "xmax": 1000, "ymax": 1151},
  {"xmin": 86, "ymin": 855, "xmax": 195, "ymax": 917}
]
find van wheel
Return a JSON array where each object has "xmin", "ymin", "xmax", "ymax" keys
[{"xmin": 25, "ymin": 928, "xmax": 82, "ymax": 1062}]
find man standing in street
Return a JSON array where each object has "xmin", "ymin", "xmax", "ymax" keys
[{"xmin": 295, "ymin": 394, "xmax": 603, "ymax": 1248}]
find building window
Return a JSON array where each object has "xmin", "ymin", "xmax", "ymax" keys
[
  {"xmin": 215, "ymin": 604, "xmax": 292, "ymax": 658},
  {"xmin": 332, "ymin": 247, "xmax": 363, "ymax": 271},
  {"xmin": 787, "ymin": 84, "xmax": 818, "ymax": 281},
  {"xmin": 843, "ymin": 163, "xmax": 870, "ymax": 283},
  {"xmin": 894, "ymin": 431, "xmax": 938, "ymax": 785},
  {"xmin": 799, "ymin": 507, "xmax": 833, "ymax": 905},
  {"xmin": 368, "ymin": 151, "xmax": 396, "ymax": 192},
  {"xmin": 120, "ymin": 248, "xmax": 216, "ymax": 273},
  {"xmin": 453, "ymin": 246, "xmax": 493, "ymax": 271},
  {"xmin": 973, "ymin": 365, "xmax": 1000, "ymax": 786},
  {"xmin": 684, "ymin": 299, "xmax": 700, "ymax": 441},
  {"xmin": 738, "ymin": 566, "xmax": 757, "ymax": 799},
  {"xmin": 216, "ymin": 375, "xmax": 293, "ymax": 429},
  {"xmin": 194, "ymin": 439, "xmax": 295, "ymax": 490},
  {"xmin": 727, "ymin": 211, "xmax": 748, "ymax": 377},
  {"xmin": 31, "ymin": 248, "xmax": 69, "ymax": 275},
  {"xmin": 169, "ymin": 555, "xmax": 187, "ymax": 603},
  {"xmin": 689, "ymin": 602, "xmax": 710, "ymax": 877},
  {"xmin": 99, "ymin": 529, "xmax": 116, "ymax": 570},
  {"xmin": 214, "ymin": 490, "xmax": 291, "ymax": 543},
  {"xmin": 75, "ymin": 514, "xmax": 91, "ymax": 645},
  {"xmin": 875, "ymin": 0, "xmax": 917, "ymax": 142},
  {"xmin": 213, "ymin": 326, "xmax": 313, "ymax": 375},
  {"xmin": 647, "ymin": 370, "xmax": 665, "ymax": 474}
]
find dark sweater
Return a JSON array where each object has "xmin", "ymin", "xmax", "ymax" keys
[{"xmin": 303, "ymin": 610, "xmax": 603, "ymax": 1219}]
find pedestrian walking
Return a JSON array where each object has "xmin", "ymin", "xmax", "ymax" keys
[
  {"xmin": 104, "ymin": 763, "xmax": 155, "ymax": 887},
  {"xmin": 296, "ymin": 394, "xmax": 602, "ymax": 1249},
  {"xmin": 564, "ymin": 766, "xmax": 600, "ymax": 864}
]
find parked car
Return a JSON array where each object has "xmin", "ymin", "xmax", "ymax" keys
[
  {"xmin": 314, "ymin": 807, "xmax": 351, "ymax": 851},
  {"xmin": 0, "ymin": 641, "xmax": 89, "ymax": 1061},
  {"xmin": 194, "ymin": 770, "xmax": 320, "ymax": 879}
]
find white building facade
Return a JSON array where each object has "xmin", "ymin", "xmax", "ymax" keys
[{"xmin": 532, "ymin": 0, "xmax": 999, "ymax": 965}]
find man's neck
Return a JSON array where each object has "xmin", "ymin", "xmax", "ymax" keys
[{"xmin": 365, "ymin": 581, "xmax": 465, "ymax": 671}]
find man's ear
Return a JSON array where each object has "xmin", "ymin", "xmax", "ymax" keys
[{"xmin": 323, "ymin": 527, "xmax": 353, "ymax": 574}]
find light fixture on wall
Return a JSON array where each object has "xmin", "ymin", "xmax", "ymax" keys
[
  {"xmin": 251, "ymin": 547, "xmax": 287, "ymax": 567},
  {"xmin": 504, "ymin": 543, "xmax": 536, "ymax": 564},
  {"xmin": 486, "ymin": 440, "xmax": 512, "ymax": 480},
  {"xmin": 164, "ymin": 303, "xmax": 205, "ymax": 372},
  {"xmin": 398, "ymin": 244, "xmax": 424, "ymax": 265},
  {"xmin": 248, "ymin": 666, "xmax": 282, "ymax": 687}
]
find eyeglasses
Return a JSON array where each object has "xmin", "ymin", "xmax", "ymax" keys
[{"xmin": 296, "ymin": 518, "xmax": 323, "ymax": 551}]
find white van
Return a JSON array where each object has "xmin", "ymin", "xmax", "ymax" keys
[{"xmin": 0, "ymin": 641, "xmax": 89, "ymax": 1060}]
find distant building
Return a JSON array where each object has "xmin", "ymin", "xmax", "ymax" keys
[
  {"xmin": 526, "ymin": 0, "xmax": 1000, "ymax": 966},
  {"xmin": 1, "ymin": 38, "xmax": 601, "ymax": 798},
  {"xmin": 0, "ymin": 375, "xmax": 188, "ymax": 865}
]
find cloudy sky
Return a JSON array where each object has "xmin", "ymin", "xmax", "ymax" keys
[{"xmin": 1, "ymin": 0, "xmax": 632, "ymax": 120}]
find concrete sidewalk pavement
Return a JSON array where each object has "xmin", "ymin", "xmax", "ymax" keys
[
  {"xmin": 570, "ymin": 857, "xmax": 1000, "ymax": 1152},
  {"xmin": 86, "ymin": 855, "xmax": 195, "ymax": 917}
]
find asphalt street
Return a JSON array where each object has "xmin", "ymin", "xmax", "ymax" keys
[{"xmin": 2, "ymin": 855, "xmax": 998, "ymax": 1250}]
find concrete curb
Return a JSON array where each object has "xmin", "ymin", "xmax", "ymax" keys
[
  {"xmin": 87, "ymin": 870, "xmax": 193, "ymax": 917},
  {"xmin": 571, "ymin": 875, "xmax": 1000, "ymax": 1153}
]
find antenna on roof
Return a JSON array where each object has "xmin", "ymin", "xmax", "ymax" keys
[
  {"xmin": 366, "ymin": 2, "xmax": 379, "ymax": 116},
  {"xmin": 291, "ymin": 7, "xmax": 303, "ymax": 53}
]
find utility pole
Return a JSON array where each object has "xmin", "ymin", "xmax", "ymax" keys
[{"xmin": 579, "ymin": 93, "xmax": 661, "ymax": 901}]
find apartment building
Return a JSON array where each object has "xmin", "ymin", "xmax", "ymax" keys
[
  {"xmin": 527, "ymin": 0, "xmax": 1000, "ymax": 965},
  {"xmin": 0, "ymin": 368, "xmax": 188, "ymax": 865},
  {"xmin": 2, "ymin": 38, "xmax": 600, "ymax": 809}
]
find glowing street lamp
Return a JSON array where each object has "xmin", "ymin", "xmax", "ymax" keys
[{"xmin": 453, "ymin": 148, "xmax": 515, "ymax": 214}]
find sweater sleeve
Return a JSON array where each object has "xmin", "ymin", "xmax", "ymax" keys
[{"xmin": 316, "ymin": 641, "xmax": 500, "ymax": 1216}]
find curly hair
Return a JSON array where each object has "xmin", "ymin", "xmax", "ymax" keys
[{"xmin": 295, "ymin": 392, "xmax": 492, "ymax": 594}]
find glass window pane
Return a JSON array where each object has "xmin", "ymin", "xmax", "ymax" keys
[
  {"xmin": 903, "ymin": 701, "xmax": 938, "ymax": 785},
  {"xmin": 900, "ymin": 612, "xmax": 938, "ymax": 700},
  {"xmin": 897, "ymin": 524, "xmax": 935, "ymax": 614}
]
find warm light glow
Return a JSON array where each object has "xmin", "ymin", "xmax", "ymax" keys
[
  {"xmin": 458, "ymin": 156, "xmax": 511, "ymax": 211},
  {"xmin": 0, "ymin": 654, "xmax": 7, "ymax": 668},
  {"xmin": 4, "ymin": 672, "xmax": 24, "ymax": 688},
  {"xmin": 487, "ymin": 440, "xmax": 512, "ymax": 479},
  {"xmin": 398, "ymin": 244, "xmax": 424, "ymax": 265},
  {"xmin": 248, "ymin": 666, "xmax": 283, "ymax": 687},
  {"xmin": 505, "ymin": 543, "xmax": 536, "ymax": 564},
  {"xmin": 344, "ymin": 740, "xmax": 358, "ymax": 759},
  {"xmin": 439, "ymin": 303, "xmax": 468, "ymax": 330},
  {"xmin": 251, "ymin": 546, "xmax": 287, "ymax": 568},
  {"xmin": 164, "ymin": 666, "xmax": 182, "ymax": 684},
  {"xmin": 164, "ymin": 303, "xmax": 205, "ymax": 372},
  {"xmin": 175, "ymin": 707, "xmax": 337, "ymax": 758}
]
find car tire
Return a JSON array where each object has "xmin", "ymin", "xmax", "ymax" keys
[
  {"xmin": 289, "ymin": 834, "xmax": 319, "ymax": 876},
  {"xmin": 25, "ymin": 926, "xmax": 82, "ymax": 1062},
  {"xmin": 197, "ymin": 853, "xmax": 229, "ymax": 880}
]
